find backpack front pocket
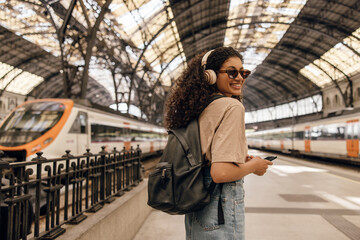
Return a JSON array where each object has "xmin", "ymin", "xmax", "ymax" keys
[{"xmin": 147, "ymin": 163, "xmax": 174, "ymax": 211}]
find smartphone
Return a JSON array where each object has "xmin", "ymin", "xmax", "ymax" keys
[{"xmin": 264, "ymin": 156, "xmax": 277, "ymax": 161}]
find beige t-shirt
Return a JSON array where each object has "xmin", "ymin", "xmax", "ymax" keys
[{"xmin": 199, "ymin": 97, "xmax": 248, "ymax": 164}]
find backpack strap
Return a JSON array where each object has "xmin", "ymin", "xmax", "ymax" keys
[
  {"xmin": 173, "ymin": 130, "xmax": 197, "ymax": 166},
  {"xmin": 207, "ymin": 181, "xmax": 225, "ymax": 225},
  {"xmin": 203, "ymin": 95, "xmax": 226, "ymax": 111},
  {"xmin": 217, "ymin": 183, "xmax": 225, "ymax": 225}
]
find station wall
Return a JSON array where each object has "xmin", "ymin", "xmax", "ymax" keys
[
  {"xmin": 322, "ymin": 72, "xmax": 360, "ymax": 115},
  {"xmin": 0, "ymin": 91, "xmax": 33, "ymax": 121}
]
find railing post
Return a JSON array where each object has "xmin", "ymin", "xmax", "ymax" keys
[
  {"xmin": 104, "ymin": 148, "xmax": 115, "ymax": 203},
  {"xmin": 115, "ymin": 147, "xmax": 125, "ymax": 197},
  {"xmin": 42, "ymin": 164, "xmax": 66, "ymax": 239},
  {"xmin": 99, "ymin": 146, "xmax": 107, "ymax": 201},
  {"xmin": 136, "ymin": 144, "xmax": 143, "ymax": 182},
  {"xmin": 83, "ymin": 148, "xmax": 92, "ymax": 210},
  {"xmin": 87, "ymin": 149, "xmax": 102, "ymax": 213},
  {"xmin": 22, "ymin": 168, "xmax": 33, "ymax": 239},
  {"xmin": 68, "ymin": 157, "xmax": 87, "ymax": 224},
  {"xmin": 31, "ymin": 152, "xmax": 47, "ymax": 238},
  {"xmin": 130, "ymin": 146, "xmax": 139, "ymax": 187},
  {"xmin": 123, "ymin": 147, "xmax": 132, "ymax": 191},
  {"xmin": 56, "ymin": 162, "xmax": 65, "ymax": 227},
  {"xmin": 5, "ymin": 173, "xmax": 15, "ymax": 240},
  {"xmin": 0, "ymin": 152, "xmax": 10, "ymax": 240},
  {"xmin": 62, "ymin": 150, "xmax": 73, "ymax": 221},
  {"xmin": 112, "ymin": 147, "xmax": 117, "ymax": 195}
]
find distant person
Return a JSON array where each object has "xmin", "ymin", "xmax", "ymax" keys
[{"xmin": 164, "ymin": 46, "xmax": 273, "ymax": 239}]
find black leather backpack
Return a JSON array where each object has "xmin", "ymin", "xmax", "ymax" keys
[{"xmin": 147, "ymin": 95, "xmax": 225, "ymax": 223}]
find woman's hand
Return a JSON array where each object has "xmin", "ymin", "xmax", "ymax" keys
[
  {"xmin": 248, "ymin": 156, "xmax": 273, "ymax": 176},
  {"xmin": 210, "ymin": 156, "xmax": 273, "ymax": 183},
  {"xmin": 245, "ymin": 155, "xmax": 253, "ymax": 162}
]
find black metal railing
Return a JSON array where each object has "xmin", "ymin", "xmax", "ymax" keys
[{"xmin": 0, "ymin": 145, "xmax": 143, "ymax": 240}]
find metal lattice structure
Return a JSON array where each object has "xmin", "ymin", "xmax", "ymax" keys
[{"xmin": 1, "ymin": 0, "xmax": 360, "ymax": 124}]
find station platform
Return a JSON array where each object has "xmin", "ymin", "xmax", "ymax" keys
[{"xmin": 134, "ymin": 150, "xmax": 360, "ymax": 240}]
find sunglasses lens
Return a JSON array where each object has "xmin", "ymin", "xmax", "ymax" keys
[
  {"xmin": 227, "ymin": 69, "xmax": 238, "ymax": 79},
  {"xmin": 241, "ymin": 70, "xmax": 251, "ymax": 79}
]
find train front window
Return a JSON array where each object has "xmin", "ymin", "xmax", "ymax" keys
[{"xmin": 0, "ymin": 102, "xmax": 65, "ymax": 147}]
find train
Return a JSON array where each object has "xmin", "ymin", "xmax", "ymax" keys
[
  {"xmin": 246, "ymin": 111, "xmax": 360, "ymax": 164},
  {"xmin": 0, "ymin": 99, "xmax": 167, "ymax": 163},
  {"xmin": 0, "ymin": 99, "xmax": 167, "ymax": 236}
]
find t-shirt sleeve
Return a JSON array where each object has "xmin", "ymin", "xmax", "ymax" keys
[{"xmin": 211, "ymin": 105, "xmax": 247, "ymax": 164}]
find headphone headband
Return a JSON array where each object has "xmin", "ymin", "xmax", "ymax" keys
[{"xmin": 201, "ymin": 49, "xmax": 214, "ymax": 68}]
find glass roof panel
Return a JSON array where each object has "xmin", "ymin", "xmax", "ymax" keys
[
  {"xmin": 300, "ymin": 26, "xmax": 360, "ymax": 87},
  {"xmin": 226, "ymin": 0, "xmax": 306, "ymax": 71},
  {"xmin": 8, "ymin": 71, "xmax": 43, "ymax": 94},
  {"xmin": 161, "ymin": 54, "xmax": 186, "ymax": 87},
  {"xmin": 0, "ymin": 1, "xmax": 60, "ymax": 55},
  {"xmin": 0, "ymin": 62, "xmax": 43, "ymax": 95},
  {"xmin": 300, "ymin": 64, "xmax": 332, "ymax": 87}
]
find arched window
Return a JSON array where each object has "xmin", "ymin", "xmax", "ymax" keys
[
  {"xmin": 334, "ymin": 95, "xmax": 339, "ymax": 106},
  {"xmin": 326, "ymin": 97, "xmax": 330, "ymax": 106}
]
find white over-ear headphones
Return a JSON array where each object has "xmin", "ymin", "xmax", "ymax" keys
[{"xmin": 201, "ymin": 50, "xmax": 217, "ymax": 85}]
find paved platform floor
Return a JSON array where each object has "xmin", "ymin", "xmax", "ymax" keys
[{"xmin": 134, "ymin": 150, "xmax": 360, "ymax": 240}]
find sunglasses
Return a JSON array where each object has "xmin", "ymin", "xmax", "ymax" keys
[{"xmin": 218, "ymin": 69, "xmax": 251, "ymax": 79}]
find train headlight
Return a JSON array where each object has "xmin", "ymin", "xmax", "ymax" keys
[
  {"xmin": 31, "ymin": 144, "xmax": 41, "ymax": 153},
  {"xmin": 43, "ymin": 137, "xmax": 53, "ymax": 145}
]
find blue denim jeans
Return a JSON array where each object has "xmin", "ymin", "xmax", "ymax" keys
[{"xmin": 185, "ymin": 168, "xmax": 245, "ymax": 240}]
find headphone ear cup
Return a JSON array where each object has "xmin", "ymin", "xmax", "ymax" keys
[{"xmin": 204, "ymin": 69, "xmax": 217, "ymax": 85}]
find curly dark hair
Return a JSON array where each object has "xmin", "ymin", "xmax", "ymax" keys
[{"xmin": 164, "ymin": 46, "xmax": 243, "ymax": 129}]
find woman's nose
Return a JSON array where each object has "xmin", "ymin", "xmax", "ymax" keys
[{"xmin": 235, "ymin": 73, "xmax": 244, "ymax": 81}]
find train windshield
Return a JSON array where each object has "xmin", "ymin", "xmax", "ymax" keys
[{"xmin": 0, "ymin": 101, "xmax": 65, "ymax": 147}]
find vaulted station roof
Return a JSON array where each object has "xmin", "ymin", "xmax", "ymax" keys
[
  {"xmin": 1, "ymin": 0, "xmax": 360, "ymax": 124},
  {"xmin": 0, "ymin": 25, "xmax": 113, "ymax": 106}
]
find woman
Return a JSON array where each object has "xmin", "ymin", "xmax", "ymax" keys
[{"xmin": 164, "ymin": 46, "xmax": 272, "ymax": 239}]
